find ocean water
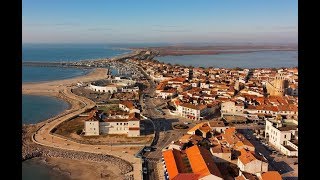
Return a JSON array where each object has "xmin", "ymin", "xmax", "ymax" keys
[
  {"xmin": 22, "ymin": 66, "xmax": 90, "ymax": 83},
  {"xmin": 22, "ymin": 43, "xmax": 132, "ymax": 62},
  {"xmin": 22, "ymin": 158, "xmax": 69, "ymax": 180},
  {"xmin": 22, "ymin": 44, "xmax": 131, "ymax": 82},
  {"xmin": 156, "ymin": 51, "xmax": 298, "ymax": 68},
  {"xmin": 22, "ymin": 95, "xmax": 69, "ymax": 124}
]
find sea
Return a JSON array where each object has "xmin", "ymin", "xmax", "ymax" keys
[{"xmin": 22, "ymin": 43, "xmax": 297, "ymax": 179}]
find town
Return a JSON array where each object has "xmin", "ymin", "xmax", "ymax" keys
[
  {"xmin": 22, "ymin": 47, "xmax": 298, "ymax": 180},
  {"xmin": 42, "ymin": 50, "xmax": 297, "ymax": 179}
]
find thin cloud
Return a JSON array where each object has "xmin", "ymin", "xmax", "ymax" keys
[
  {"xmin": 151, "ymin": 29, "xmax": 190, "ymax": 33},
  {"xmin": 152, "ymin": 25, "xmax": 182, "ymax": 28},
  {"xmin": 87, "ymin": 27, "xmax": 114, "ymax": 31},
  {"xmin": 23, "ymin": 22, "xmax": 80, "ymax": 27}
]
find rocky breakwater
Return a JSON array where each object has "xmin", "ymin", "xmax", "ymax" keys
[{"xmin": 22, "ymin": 124, "xmax": 133, "ymax": 175}]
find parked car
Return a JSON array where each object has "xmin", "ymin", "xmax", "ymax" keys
[{"xmin": 143, "ymin": 167, "xmax": 148, "ymax": 174}]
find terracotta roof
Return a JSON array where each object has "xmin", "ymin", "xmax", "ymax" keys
[
  {"xmin": 238, "ymin": 149, "xmax": 257, "ymax": 165},
  {"xmin": 186, "ymin": 146, "xmax": 223, "ymax": 179},
  {"xmin": 169, "ymin": 77, "xmax": 186, "ymax": 83},
  {"xmin": 210, "ymin": 145, "xmax": 231, "ymax": 153},
  {"xmin": 179, "ymin": 134, "xmax": 192, "ymax": 143},
  {"xmin": 172, "ymin": 173, "xmax": 199, "ymax": 180},
  {"xmin": 187, "ymin": 122, "xmax": 206, "ymax": 134},
  {"xmin": 129, "ymin": 127, "xmax": 140, "ymax": 130},
  {"xmin": 179, "ymin": 103, "xmax": 207, "ymax": 110},
  {"xmin": 162, "ymin": 88, "xmax": 177, "ymax": 93},
  {"xmin": 156, "ymin": 82, "xmax": 167, "ymax": 90},
  {"xmin": 261, "ymin": 171, "xmax": 282, "ymax": 180},
  {"xmin": 120, "ymin": 100, "xmax": 135, "ymax": 109},
  {"xmin": 235, "ymin": 176, "xmax": 246, "ymax": 180},
  {"xmin": 199, "ymin": 123, "xmax": 211, "ymax": 133},
  {"xmin": 209, "ymin": 121, "xmax": 226, "ymax": 127},
  {"xmin": 162, "ymin": 149, "xmax": 188, "ymax": 179}
]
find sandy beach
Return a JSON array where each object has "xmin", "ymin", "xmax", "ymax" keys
[{"xmin": 22, "ymin": 68, "xmax": 107, "ymax": 95}]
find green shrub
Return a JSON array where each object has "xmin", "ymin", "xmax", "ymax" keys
[{"xmin": 76, "ymin": 129, "xmax": 83, "ymax": 135}]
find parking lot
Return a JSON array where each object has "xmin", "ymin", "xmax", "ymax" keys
[{"xmin": 238, "ymin": 129, "xmax": 298, "ymax": 178}]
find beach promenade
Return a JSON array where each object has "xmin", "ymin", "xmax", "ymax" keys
[{"xmin": 22, "ymin": 68, "xmax": 143, "ymax": 180}]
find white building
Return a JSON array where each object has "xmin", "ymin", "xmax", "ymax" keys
[
  {"xmin": 177, "ymin": 103, "xmax": 208, "ymax": 120},
  {"xmin": 119, "ymin": 100, "xmax": 140, "ymax": 113},
  {"xmin": 237, "ymin": 149, "xmax": 268, "ymax": 174},
  {"xmin": 84, "ymin": 110, "xmax": 140, "ymax": 137},
  {"xmin": 265, "ymin": 119, "xmax": 298, "ymax": 157},
  {"xmin": 158, "ymin": 88, "xmax": 177, "ymax": 99},
  {"xmin": 220, "ymin": 101, "xmax": 245, "ymax": 117}
]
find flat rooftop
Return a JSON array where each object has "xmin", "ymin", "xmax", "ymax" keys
[{"xmin": 284, "ymin": 145, "xmax": 297, "ymax": 151}]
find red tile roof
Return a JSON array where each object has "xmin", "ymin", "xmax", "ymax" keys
[
  {"xmin": 172, "ymin": 173, "xmax": 199, "ymax": 180},
  {"xmin": 186, "ymin": 146, "xmax": 223, "ymax": 179},
  {"xmin": 261, "ymin": 171, "xmax": 282, "ymax": 180},
  {"xmin": 120, "ymin": 100, "xmax": 135, "ymax": 109},
  {"xmin": 180, "ymin": 103, "xmax": 207, "ymax": 110},
  {"xmin": 162, "ymin": 149, "xmax": 188, "ymax": 179}
]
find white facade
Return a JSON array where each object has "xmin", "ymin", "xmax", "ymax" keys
[
  {"xmin": 84, "ymin": 121, "xmax": 99, "ymax": 136},
  {"xmin": 177, "ymin": 104, "xmax": 208, "ymax": 120},
  {"xmin": 237, "ymin": 158, "xmax": 268, "ymax": 174},
  {"xmin": 158, "ymin": 91, "xmax": 177, "ymax": 99},
  {"xmin": 220, "ymin": 101, "xmax": 244, "ymax": 116},
  {"xmin": 88, "ymin": 84, "xmax": 118, "ymax": 93},
  {"xmin": 121, "ymin": 86, "xmax": 139, "ymax": 92},
  {"xmin": 265, "ymin": 120, "xmax": 298, "ymax": 156},
  {"xmin": 85, "ymin": 118, "xmax": 140, "ymax": 137}
]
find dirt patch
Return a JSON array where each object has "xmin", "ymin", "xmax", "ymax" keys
[{"xmin": 45, "ymin": 157, "xmax": 124, "ymax": 180}]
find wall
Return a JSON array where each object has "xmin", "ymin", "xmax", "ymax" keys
[{"xmin": 84, "ymin": 121, "xmax": 99, "ymax": 136}]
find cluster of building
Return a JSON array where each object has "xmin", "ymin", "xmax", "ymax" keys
[
  {"xmin": 84, "ymin": 100, "xmax": 141, "ymax": 137},
  {"xmin": 128, "ymin": 59, "xmax": 298, "ymax": 123},
  {"xmin": 161, "ymin": 121, "xmax": 283, "ymax": 180},
  {"xmin": 88, "ymin": 77, "xmax": 138, "ymax": 94}
]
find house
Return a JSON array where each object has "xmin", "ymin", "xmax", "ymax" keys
[
  {"xmin": 220, "ymin": 101, "xmax": 245, "ymax": 117},
  {"xmin": 177, "ymin": 103, "xmax": 209, "ymax": 120},
  {"xmin": 119, "ymin": 100, "xmax": 140, "ymax": 113},
  {"xmin": 237, "ymin": 149, "xmax": 268, "ymax": 174},
  {"xmin": 219, "ymin": 127, "xmax": 255, "ymax": 151},
  {"xmin": 159, "ymin": 88, "xmax": 177, "ymax": 99},
  {"xmin": 210, "ymin": 145, "xmax": 232, "ymax": 163},
  {"xmin": 265, "ymin": 119, "xmax": 298, "ymax": 156}
]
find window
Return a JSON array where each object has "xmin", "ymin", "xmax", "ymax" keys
[
  {"xmin": 117, "ymin": 123, "xmax": 119, "ymax": 125},
  {"xmin": 284, "ymin": 135, "xmax": 286, "ymax": 138},
  {"xmin": 120, "ymin": 123, "xmax": 122, "ymax": 125},
  {"xmin": 94, "ymin": 128, "xmax": 95, "ymax": 130}
]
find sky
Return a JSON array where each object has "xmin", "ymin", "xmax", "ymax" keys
[{"xmin": 22, "ymin": 0, "xmax": 298, "ymax": 44}]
